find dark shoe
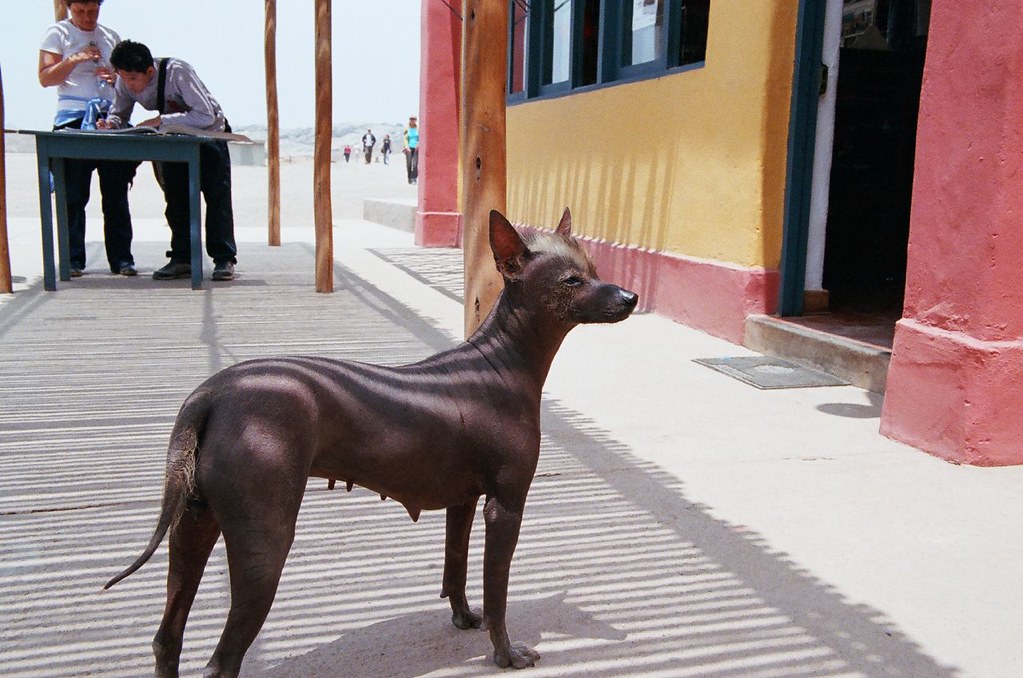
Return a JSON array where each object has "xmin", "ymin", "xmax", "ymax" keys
[
  {"xmin": 212, "ymin": 261, "xmax": 235, "ymax": 281},
  {"xmin": 70, "ymin": 267, "xmax": 84, "ymax": 278},
  {"xmin": 118, "ymin": 264, "xmax": 137, "ymax": 277},
  {"xmin": 152, "ymin": 261, "xmax": 191, "ymax": 280}
]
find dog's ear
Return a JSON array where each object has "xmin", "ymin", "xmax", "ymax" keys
[
  {"xmin": 490, "ymin": 210, "xmax": 528, "ymax": 277},
  {"xmin": 556, "ymin": 207, "xmax": 572, "ymax": 237}
]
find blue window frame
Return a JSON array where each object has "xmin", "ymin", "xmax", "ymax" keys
[
  {"xmin": 543, "ymin": 0, "xmax": 573, "ymax": 90},
  {"xmin": 508, "ymin": 0, "xmax": 711, "ymax": 102},
  {"xmin": 508, "ymin": 0, "xmax": 530, "ymax": 99}
]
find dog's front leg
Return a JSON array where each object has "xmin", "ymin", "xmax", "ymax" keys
[
  {"xmin": 482, "ymin": 495, "xmax": 540, "ymax": 669},
  {"xmin": 442, "ymin": 498, "xmax": 483, "ymax": 629}
]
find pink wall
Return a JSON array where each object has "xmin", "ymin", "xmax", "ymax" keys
[
  {"xmin": 880, "ymin": 1, "xmax": 1023, "ymax": 465},
  {"xmin": 415, "ymin": 0, "xmax": 462, "ymax": 247},
  {"xmin": 584, "ymin": 243, "xmax": 778, "ymax": 345},
  {"xmin": 519, "ymin": 226, "xmax": 778, "ymax": 344}
]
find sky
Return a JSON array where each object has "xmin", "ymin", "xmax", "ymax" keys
[{"xmin": 0, "ymin": 0, "xmax": 422, "ymax": 130}]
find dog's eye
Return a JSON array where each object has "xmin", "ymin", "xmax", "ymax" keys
[{"xmin": 562, "ymin": 275, "xmax": 584, "ymax": 287}]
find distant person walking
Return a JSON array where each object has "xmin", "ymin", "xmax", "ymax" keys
[
  {"xmin": 381, "ymin": 134, "xmax": 391, "ymax": 164},
  {"xmin": 403, "ymin": 115, "xmax": 419, "ymax": 185},
  {"xmin": 38, "ymin": 0, "xmax": 139, "ymax": 277},
  {"xmin": 343, "ymin": 144, "xmax": 352, "ymax": 163},
  {"xmin": 362, "ymin": 129, "xmax": 376, "ymax": 164}
]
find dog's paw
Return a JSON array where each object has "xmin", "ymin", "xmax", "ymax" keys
[
  {"xmin": 452, "ymin": 607, "xmax": 483, "ymax": 630},
  {"xmin": 493, "ymin": 643, "xmax": 540, "ymax": 669}
]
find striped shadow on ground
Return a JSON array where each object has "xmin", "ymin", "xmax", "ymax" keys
[{"xmin": 0, "ymin": 241, "xmax": 952, "ymax": 677}]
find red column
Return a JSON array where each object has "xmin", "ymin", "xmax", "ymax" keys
[
  {"xmin": 880, "ymin": 1, "xmax": 1023, "ymax": 465},
  {"xmin": 415, "ymin": 0, "xmax": 462, "ymax": 247}
]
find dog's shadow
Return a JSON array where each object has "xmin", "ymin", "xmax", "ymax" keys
[{"xmin": 259, "ymin": 591, "xmax": 625, "ymax": 677}]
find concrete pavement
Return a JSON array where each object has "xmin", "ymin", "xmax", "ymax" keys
[{"xmin": 1, "ymin": 149, "xmax": 1021, "ymax": 677}]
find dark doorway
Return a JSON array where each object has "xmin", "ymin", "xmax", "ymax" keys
[{"xmin": 821, "ymin": 0, "xmax": 929, "ymax": 316}]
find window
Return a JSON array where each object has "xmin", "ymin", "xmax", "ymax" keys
[
  {"xmin": 509, "ymin": 0, "xmax": 529, "ymax": 95},
  {"xmin": 624, "ymin": 0, "xmax": 665, "ymax": 67},
  {"xmin": 578, "ymin": 0, "xmax": 600, "ymax": 86},
  {"xmin": 508, "ymin": 0, "xmax": 711, "ymax": 101},
  {"xmin": 543, "ymin": 0, "xmax": 573, "ymax": 90},
  {"xmin": 678, "ymin": 0, "xmax": 710, "ymax": 66},
  {"xmin": 840, "ymin": 0, "xmax": 930, "ymax": 53}
]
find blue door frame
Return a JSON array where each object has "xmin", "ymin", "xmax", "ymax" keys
[{"xmin": 778, "ymin": 0, "xmax": 828, "ymax": 316}]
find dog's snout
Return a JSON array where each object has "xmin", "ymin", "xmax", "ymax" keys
[{"xmin": 618, "ymin": 289, "xmax": 639, "ymax": 309}]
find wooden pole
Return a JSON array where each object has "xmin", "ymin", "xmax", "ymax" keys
[
  {"xmin": 54, "ymin": 0, "xmax": 66, "ymax": 21},
  {"xmin": 460, "ymin": 0, "xmax": 507, "ymax": 336},
  {"xmin": 313, "ymin": 0, "xmax": 333, "ymax": 292},
  {"xmin": 0, "ymin": 64, "xmax": 12, "ymax": 294},
  {"xmin": 265, "ymin": 0, "xmax": 281, "ymax": 246}
]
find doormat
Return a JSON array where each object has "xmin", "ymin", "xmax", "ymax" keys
[{"xmin": 693, "ymin": 356, "xmax": 849, "ymax": 390}]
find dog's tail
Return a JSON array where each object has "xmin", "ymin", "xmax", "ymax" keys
[{"xmin": 104, "ymin": 393, "xmax": 210, "ymax": 590}]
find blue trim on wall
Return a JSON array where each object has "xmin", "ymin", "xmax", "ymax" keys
[
  {"xmin": 778, "ymin": 0, "xmax": 827, "ymax": 316},
  {"xmin": 508, "ymin": 60, "xmax": 706, "ymax": 107}
]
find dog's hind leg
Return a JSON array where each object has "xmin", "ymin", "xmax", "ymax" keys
[
  {"xmin": 203, "ymin": 487, "xmax": 304, "ymax": 678},
  {"xmin": 153, "ymin": 507, "xmax": 221, "ymax": 678},
  {"xmin": 441, "ymin": 498, "xmax": 483, "ymax": 630}
]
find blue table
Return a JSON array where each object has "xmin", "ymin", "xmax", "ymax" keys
[{"xmin": 32, "ymin": 130, "xmax": 206, "ymax": 290}]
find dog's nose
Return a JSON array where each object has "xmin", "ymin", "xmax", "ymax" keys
[{"xmin": 618, "ymin": 289, "xmax": 639, "ymax": 308}]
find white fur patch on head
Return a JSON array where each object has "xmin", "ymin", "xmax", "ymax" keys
[{"xmin": 524, "ymin": 229, "xmax": 592, "ymax": 270}]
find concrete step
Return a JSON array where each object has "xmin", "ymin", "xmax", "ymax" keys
[
  {"xmin": 363, "ymin": 197, "xmax": 416, "ymax": 232},
  {"xmin": 744, "ymin": 314, "xmax": 892, "ymax": 393}
]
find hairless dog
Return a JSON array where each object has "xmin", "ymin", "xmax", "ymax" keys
[{"xmin": 105, "ymin": 208, "xmax": 638, "ymax": 677}]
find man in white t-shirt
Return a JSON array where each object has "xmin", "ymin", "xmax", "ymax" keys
[{"xmin": 38, "ymin": 0, "xmax": 139, "ymax": 277}]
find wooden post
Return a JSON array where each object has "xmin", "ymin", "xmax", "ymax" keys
[
  {"xmin": 460, "ymin": 0, "xmax": 507, "ymax": 336},
  {"xmin": 54, "ymin": 0, "xmax": 66, "ymax": 21},
  {"xmin": 0, "ymin": 65, "xmax": 12, "ymax": 294},
  {"xmin": 313, "ymin": 0, "xmax": 333, "ymax": 292},
  {"xmin": 265, "ymin": 0, "xmax": 281, "ymax": 246}
]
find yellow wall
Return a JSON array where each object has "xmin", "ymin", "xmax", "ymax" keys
[{"xmin": 507, "ymin": 1, "xmax": 798, "ymax": 269}]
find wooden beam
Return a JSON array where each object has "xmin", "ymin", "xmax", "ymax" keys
[
  {"xmin": 313, "ymin": 0, "xmax": 333, "ymax": 292},
  {"xmin": 460, "ymin": 0, "xmax": 507, "ymax": 336},
  {"xmin": 0, "ymin": 64, "xmax": 12, "ymax": 294},
  {"xmin": 265, "ymin": 0, "xmax": 281, "ymax": 246},
  {"xmin": 54, "ymin": 0, "xmax": 66, "ymax": 21}
]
